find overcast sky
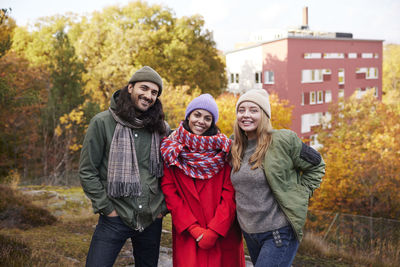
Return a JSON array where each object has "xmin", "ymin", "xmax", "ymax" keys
[{"xmin": 3, "ymin": 0, "xmax": 400, "ymax": 52}]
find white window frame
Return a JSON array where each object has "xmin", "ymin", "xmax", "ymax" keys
[
  {"xmin": 338, "ymin": 68, "xmax": 345, "ymax": 84},
  {"xmin": 348, "ymin": 53, "xmax": 357, "ymax": 59},
  {"xmin": 323, "ymin": 53, "xmax": 345, "ymax": 59},
  {"xmin": 301, "ymin": 69, "xmax": 324, "ymax": 83},
  {"xmin": 304, "ymin": 53, "xmax": 322, "ymax": 59},
  {"xmin": 325, "ymin": 90, "xmax": 332, "ymax": 103},
  {"xmin": 301, "ymin": 112, "xmax": 323, "ymax": 133},
  {"xmin": 366, "ymin": 68, "xmax": 378, "ymax": 79},
  {"xmin": 374, "ymin": 87, "xmax": 379, "ymax": 97},
  {"xmin": 361, "ymin": 53, "xmax": 373, "ymax": 58},
  {"xmin": 255, "ymin": 71, "xmax": 262, "ymax": 84},
  {"xmin": 264, "ymin": 71, "xmax": 274, "ymax": 84},
  {"xmin": 317, "ymin": 91, "xmax": 324, "ymax": 104},
  {"xmin": 338, "ymin": 89, "xmax": 344, "ymax": 98},
  {"xmin": 310, "ymin": 91, "xmax": 316, "ymax": 105}
]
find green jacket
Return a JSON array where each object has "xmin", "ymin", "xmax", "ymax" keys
[
  {"xmin": 79, "ymin": 90, "xmax": 168, "ymax": 231},
  {"xmin": 262, "ymin": 129, "xmax": 325, "ymax": 241}
]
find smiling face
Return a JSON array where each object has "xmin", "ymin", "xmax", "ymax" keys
[
  {"xmin": 128, "ymin": 81, "xmax": 159, "ymax": 113},
  {"xmin": 188, "ymin": 109, "xmax": 213, "ymax": 136},
  {"xmin": 236, "ymin": 101, "xmax": 262, "ymax": 140}
]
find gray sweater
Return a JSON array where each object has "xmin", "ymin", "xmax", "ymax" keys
[{"xmin": 230, "ymin": 139, "xmax": 288, "ymax": 234}]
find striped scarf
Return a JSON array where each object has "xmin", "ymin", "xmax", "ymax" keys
[{"xmin": 161, "ymin": 122, "xmax": 232, "ymax": 179}]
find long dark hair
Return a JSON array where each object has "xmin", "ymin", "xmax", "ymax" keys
[
  {"xmin": 115, "ymin": 85, "xmax": 167, "ymax": 135},
  {"xmin": 182, "ymin": 118, "xmax": 220, "ymax": 136}
]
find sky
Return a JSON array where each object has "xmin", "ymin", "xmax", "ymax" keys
[{"xmin": 2, "ymin": 0, "xmax": 400, "ymax": 52}]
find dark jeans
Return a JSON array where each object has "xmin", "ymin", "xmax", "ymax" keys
[
  {"xmin": 243, "ymin": 225, "xmax": 299, "ymax": 267},
  {"xmin": 86, "ymin": 215, "xmax": 162, "ymax": 267}
]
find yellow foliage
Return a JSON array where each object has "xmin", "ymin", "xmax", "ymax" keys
[
  {"xmin": 54, "ymin": 125, "xmax": 62, "ymax": 137},
  {"xmin": 312, "ymin": 90, "xmax": 400, "ymax": 218},
  {"xmin": 216, "ymin": 93, "xmax": 238, "ymax": 136},
  {"xmin": 161, "ymin": 85, "xmax": 201, "ymax": 130},
  {"xmin": 69, "ymin": 144, "xmax": 82, "ymax": 152},
  {"xmin": 1, "ymin": 169, "xmax": 20, "ymax": 188}
]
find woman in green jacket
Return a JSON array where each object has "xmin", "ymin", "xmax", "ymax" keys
[{"xmin": 230, "ymin": 89, "xmax": 325, "ymax": 267}]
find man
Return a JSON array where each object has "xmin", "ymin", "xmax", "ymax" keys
[{"xmin": 79, "ymin": 66, "xmax": 169, "ymax": 267}]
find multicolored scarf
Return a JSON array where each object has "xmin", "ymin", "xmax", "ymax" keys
[{"xmin": 161, "ymin": 122, "xmax": 232, "ymax": 179}]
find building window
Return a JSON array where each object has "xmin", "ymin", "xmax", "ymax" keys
[
  {"xmin": 235, "ymin": 73, "xmax": 239, "ymax": 83},
  {"xmin": 264, "ymin": 71, "xmax": 274, "ymax": 84},
  {"xmin": 255, "ymin": 72, "xmax": 262, "ymax": 83},
  {"xmin": 310, "ymin": 91, "xmax": 316, "ymax": 105},
  {"xmin": 374, "ymin": 53, "xmax": 379, "ymax": 59},
  {"xmin": 323, "ymin": 53, "xmax": 345, "ymax": 59},
  {"xmin": 325, "ymin": 90, "xmax": 332, "ymax": 103},
  {"xmin": 356, "ymin": 67, "xmax": 378, "ymax": 79},
  {"xmin": 301, "ymin": 93, "xmax": 304, "ymax": 106},
  {"xmin": 338, "ymin": 68, "xmax": 345, "ymax": 84},
  {"xmin": 373, "ymin": 87, "xmax": 379, "ymax": 97},
  {"xmin": 361, "ymin": 53, "xmax": 374, "ymax": 58},
  {"xmin": 338, "ymin": 89, "xmax": 344, "ymax": 98},
  {"xmin": 367, "ymin": 67, "xmax": 378, "ymax": 79},
  {"xmin": 230, "ymin": 73, "xmax": 234, "ymax": 83},
  {"xmin": 310, "ymin": 134, "xmax": 319, "ymax": 148},
  {"xmin": 348, "ymin": 53, "xmax": 357, "ymax": 59},
  {"xmin": 302, "ymin": 69, "xmax": 324, "ymax": 83},
  {"xmin": 317, "ymin": 91, "xmax": 323, "ymax": 104},
  {"xmin": 356, "ymin": 88, "xmax": 364, "ymax": 99},
  {"xmin": 301, "ymin": 112, "xmax": 323, "ymax": 133},
  {"xmin": 304, "ymin": 53, "xmax": 322, "ymax": 59}
]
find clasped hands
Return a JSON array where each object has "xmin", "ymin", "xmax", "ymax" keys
[{"xmin": 187, "ymin": 224, "xmax": 219, "ymax": 249}]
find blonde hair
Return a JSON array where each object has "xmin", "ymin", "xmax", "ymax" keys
[{"xmin": 231, "ymin": 109, "xmax": 273, "ymax": 172}]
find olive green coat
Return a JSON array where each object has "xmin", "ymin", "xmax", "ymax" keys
[{"xmin": 262, "ymin": 129, "xmax": 325, "ymax": 241}]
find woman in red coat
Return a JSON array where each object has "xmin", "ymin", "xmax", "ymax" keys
[{"xmin": 160, "ymin": 94, "xmax": 245, "ymax": 267}]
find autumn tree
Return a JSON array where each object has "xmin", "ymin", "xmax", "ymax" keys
[
  {"xmin": 0, "ymin": 53, "xmax": 47, "ymax": 178},
  {"xmin": 383, "ymin": 44, "xmax": 400, "ymax": 106},
  {"xmin": 0, "ymin": 8, "xmax": 16, "ymax": 58},
  {"xmin": 41, "ymin": 29, "xmax": 86, "ymax": 180},
  {"xmin": 161, "ymin": 85, "xmax": 201, "ymax": 130},
  {"xmin": 72, "ymin": 1, "xmax": 225, "ymax": 107},
  {"xmin": 311, "ymin": 91, "xmax": 400, "ymax": 219}
]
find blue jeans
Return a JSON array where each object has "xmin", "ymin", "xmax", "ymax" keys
[
  {"xmin": 243, "ymin": 225, "xmax": 299, "ymax": 267},
  {"xmin": 86, "ymin": 215, "xmax": 162, "ymax": 267}
]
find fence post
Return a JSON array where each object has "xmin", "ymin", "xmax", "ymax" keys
[{"xmin": 324, "ymin": 212, "xmax": 339, "ymax": 240}]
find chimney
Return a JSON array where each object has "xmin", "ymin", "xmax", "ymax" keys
[{"xmin": 301, "ymin": 6, "xmax": 309, "ymax": 30}]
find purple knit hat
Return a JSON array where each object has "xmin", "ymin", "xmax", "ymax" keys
[{"xmin": 185, "ymin": 94, "xmax": 219, "ymax": 123}]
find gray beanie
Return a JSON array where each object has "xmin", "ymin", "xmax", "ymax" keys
[
  {"xmin": 129, "ymin": 66, "xmax": 163, "ymax": 96},
  {"xmin": 236, "ymin": 89, "xmax": 271, "ymax": 118}
]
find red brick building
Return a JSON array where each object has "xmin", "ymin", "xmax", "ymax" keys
[{"xmin": 226, "ymin": 10, "xmax": 383, "ymax": 146}]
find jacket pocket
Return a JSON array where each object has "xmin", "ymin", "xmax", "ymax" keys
[{"xmin": 276, "ymin": 184, "xmax": 309, "ymax": 229}]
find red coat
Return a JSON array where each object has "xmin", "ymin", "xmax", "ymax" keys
[{"xmin": 161, "ymin": 164, "xmax": 245, "ymax": 267}]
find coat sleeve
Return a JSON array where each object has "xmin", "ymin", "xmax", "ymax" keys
[
  {"xmin": 290, "ymin": 132, "xmax": 325, "ymax": 198},
  {"xmin": 161, "ymin": 164, "xmax": 198, "ymax": 234},
  {"xmin": 207, "ymin": 165, "xmax": 237, "ymax": 237},
  {"xmin": 79, "ymin": 116, "xmax": 114, "ymax": 215}
]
